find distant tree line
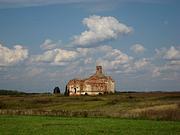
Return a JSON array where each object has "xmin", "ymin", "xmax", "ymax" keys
[{"xmin": 0, "ymin": 90, "xmax": 26, "ymax": 95}]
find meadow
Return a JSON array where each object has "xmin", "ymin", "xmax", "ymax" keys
[
  {"xmin": 0, "ymin": 115, "xmax": 180, "ymax": 135},
  {"xmin": 0, "ymin": 92, "xmax": 180, "ymax": 120}
]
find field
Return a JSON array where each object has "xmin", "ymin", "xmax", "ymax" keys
[
  {"xmin": 0, "ymin": 92, "xmax": 180, "ymax": 120},
  {"xmin": 0, "ymin": 92, "xmax": 180, "ymax": 134},
  {"xmin": 0, "ymin": 115, "xmax": 180, "ymax": 135}
]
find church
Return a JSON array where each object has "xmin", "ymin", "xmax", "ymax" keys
[{"xmin": 66, "ymin": 66, "xmax": 115, "ymax": 96}]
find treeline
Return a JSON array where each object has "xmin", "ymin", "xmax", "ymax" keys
[
  {"xmin": 0, "ymin": 89, "xmax": 53, "ymax": 96},
  {"xmin": 0, "ymin": 90, "xmax": 26, "ymax": 95}
]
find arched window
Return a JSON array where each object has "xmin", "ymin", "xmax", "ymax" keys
[{"xmin": 74, "ymin": 88, "xmax": 76, "ymax": 93}]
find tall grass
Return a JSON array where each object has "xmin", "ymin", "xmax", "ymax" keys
[{"xmin": 0, "ymin": 92, "xmax": 180, "ymax": 121}]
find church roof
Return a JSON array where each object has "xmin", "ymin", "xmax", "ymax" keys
[{"xmin": 67, "ymin": 66, "xmax": 114, "ymax": 85}]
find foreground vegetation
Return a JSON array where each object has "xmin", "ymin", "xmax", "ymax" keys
[
  {"xmin": 0, "ymin": 115, "xmax": 180, "ymax": 135},
  {"xmin": 0, "ymin": 91, "xmax": 180, "ymax": 120}
]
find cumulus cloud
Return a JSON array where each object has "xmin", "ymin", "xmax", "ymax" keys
[
  {"xmin": 156, "ymin": 46, "xmax": 180, "ymax": 59},
  {"xmin": 92, "ymin": 46, "xmax": 132, "ymax": 71},
  {"xmin": 118, "ymin": 58, "xmax": 150, "ymax": 74},
  {"xmin": 163, "ymin": 46, "xmax": 180, "ymax": 60},
  {"xmin": 0, "ymin": 43, "xmax": 28, "ymax": 66},
  {"xmin": 36, "ymin": 45, "xmax": 132, "ymax": 73},
  {"xmin": 134, "ymin": 58, "xmax": 149, "ymax": 69},
  {"xmin": 40, "ymin": 39, "xmax": 58, "ymax": 50},
  {"xmin": 36, "ymin": 44, "xmax": 149, "ymax": 75},
  {"xmin": 84, "ymin": 45, "xmax": 150, "ymax": 74},
  {"xmin": 77, "ymin": 45, "xmax": 131, "ymax": 66},
  {"xmin": 73, "ymin": 15, "xmax": 132, "ymax": 46},
  {"xmin": 155, "ymin": 46, "xmax": 180, "ymax": 65},
  {"xmin": 151, "ymin": 64, "xmax": 180, "ymax": 80},
  {"xmin": 131, "ymin": 44, "xmax": 145, "ymax": 54},
  {"xmin": 32, "ymin": 48, "xmax": 78, "ymax": 65},
  {"xmin": 152, "ymin": 46, "xmax": 180, "ymax": 80}
]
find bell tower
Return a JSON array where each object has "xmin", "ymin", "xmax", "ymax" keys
[{"xmin": 96, "ymin": 66, "xmax": 102, "ymax": 74}]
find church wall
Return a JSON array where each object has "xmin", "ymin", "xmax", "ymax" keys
[
  {"xmin": 66, "ymin": 66, "xmax": 115, "ymax": 96},
  {"xmin": 68, "ymin": 84, "xmax": 81, "ymax": 96}
]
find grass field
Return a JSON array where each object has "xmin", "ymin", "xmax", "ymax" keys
[
  {"xmin": 0, "ymin": 115, "xmax": 180, "ymax": 135},
  {"xmin": 0, "ymin": 92, "xmax": 180, "ymax": 120}
]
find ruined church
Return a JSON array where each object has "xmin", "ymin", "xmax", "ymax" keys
[{"xmin": 66, "ymin": 66, "xmax": 115, "ymax": 96}]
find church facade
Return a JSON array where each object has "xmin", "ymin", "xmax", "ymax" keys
[{"xmin": 66, "ymin": 66, "xmax": 115, "ymax": 96}]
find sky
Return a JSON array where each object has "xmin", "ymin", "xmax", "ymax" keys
[{"xmin": 0, "ymin": 0, "xmax": 180, "ymax": 92}]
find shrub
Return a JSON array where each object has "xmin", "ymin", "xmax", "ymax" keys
[{"xmin": 53, "ymin": 87, "xmax": 60, "ymax": 94}]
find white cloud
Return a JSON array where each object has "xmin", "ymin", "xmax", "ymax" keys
[
  {"xmin": 88, "ymin": 45, "xmax": 150, "ymax": 74},
  {"xmin": 32, "ymin": 48, "xmax": 78, "ymax": 65},
  {"xmin": 169, "ymin": 60, "xmax": 180, "ymax": 65},
  {"xmin": 40, "ymin": 39, "xmax": 58, "ymax": 50},
  {"xmin": 163, "ymin": 46, "xmax": 180, "ymax": 60},
  {"xmin": 131, "ymin": 44, "xmax": 145, "ymax": 54},
  {"xmin": 32, "ymin": 45, "xmax": 113, "ymax": 66},
  {"xmin": 102, "ymin": 48, "xmax": 130, "ymax": 65},
  {"xmin": 152, "ymin": 46, "xmax": 180, "ymax": 80},
  {"xmin": 152, "ymin": 64, "xmax": 180, "ymax": 80},
  {"xmin": 120, "ymin": 58, "xmax": 150, "ymax": 74},
  {"xmin": 155, "ymin": 46, "xmax": 180, "ymax": 60},
  {"xmin": 76, "ymin": 45, "xmax": 149, "ymax": 74},
  {"xmin": 56, "ymin": 45, "xmax": 132, "ymax": 72},
  {"xmin": 0, "ymin": 43, "xmax": 28, "ymax": 66},
  {"xmin": 73, "ymin": 15, "xmax": 132, "ymax": 46},
  {"xmin": 94, "ymin": 46, "xmax": 132, "ymax": 71},
  {"xmin": 155, "ymin": 46, "xmax": 180, "ymax": 66},
  {"xmin": 134, "ymin": 58, "xmax": 149, "ymax": 69}
]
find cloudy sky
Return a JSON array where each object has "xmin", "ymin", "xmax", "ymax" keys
[{"xmin": 0, "ymin": 0, "xmax": 179, "ymax": 92}]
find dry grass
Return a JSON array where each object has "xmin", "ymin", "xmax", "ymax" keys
[
  {"xmin": 124, "ymin": 103, "xmax": 180, "ymax": 120},
  {"xmin": 0, "ymin": 92, "xmax": 180, "ymax": 120}
]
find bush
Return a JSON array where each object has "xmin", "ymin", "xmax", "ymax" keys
[{"xmin": 53, "ymin": 87, "xmax": 60, "ymax": 94}]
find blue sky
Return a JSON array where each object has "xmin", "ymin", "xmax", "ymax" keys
[{"xmin": 0, "ymin": 0, "xmax": 180, "ymax": 92}]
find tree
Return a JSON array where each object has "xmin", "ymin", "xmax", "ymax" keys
[
  {"xmin": 64, "ymin": 85, "xmax": 69, "ymax": 96},
  {"xmin": 53, "ymin": 86, "xmax": 60, "ymax": 94}
]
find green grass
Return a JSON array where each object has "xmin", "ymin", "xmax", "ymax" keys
[{"xmin": 0, "ymin": 115, "xmax": 180, "ymax": 135}]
